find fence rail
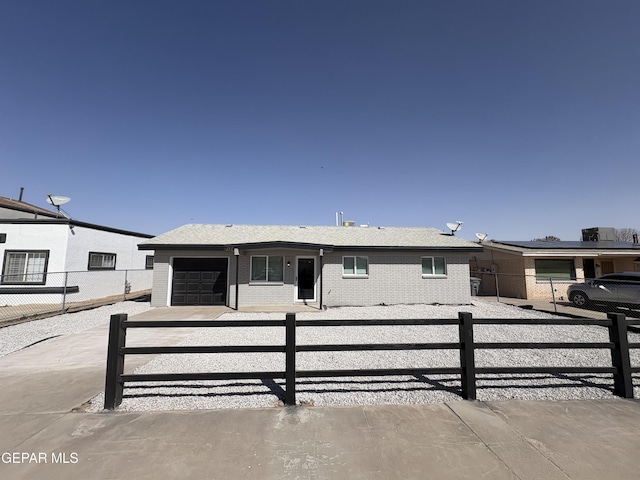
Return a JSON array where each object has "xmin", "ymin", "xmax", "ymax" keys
[{"xmin": 104, "ymin": 312, "xmax": 640, "ymax": 410}]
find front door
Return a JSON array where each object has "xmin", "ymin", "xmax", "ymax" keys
[
  {"xmin": 296, "ymin": 257, "xmax": 316, "ymax": 301},
  {"xmin": 583, "ymin": 259, "xmax": 596, "ymax": 280},
  {"xmin": 601, "ymin": 260, "xmax": 615, "ymax": 275}
]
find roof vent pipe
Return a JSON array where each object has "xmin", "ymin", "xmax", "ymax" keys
[{"xmin": 19, "ymin": 187, "xmax": 24, "ymax": 202}]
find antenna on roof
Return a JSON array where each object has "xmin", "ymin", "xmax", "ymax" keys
[
  {"xmin": 46, "ymin": 194, "xmax": 72, "ymax": 219},
  {"xmin": 475, "ymin": 233, "xmax": 488, "ymax": 243},
  {"xmin": 446, "ymin": 221, "xmax": 463, "ymax": 235}
]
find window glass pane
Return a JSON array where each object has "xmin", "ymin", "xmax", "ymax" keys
[
  {"xmin": 90, "ymin": 255, "xmax": 101, "ymax": 268},
  {"xmin": 534, "ymin": 259, "xmax": 576, "ymax": 280},
  {"xmin": 251, "ymin": 256, "xmax": 267, "ymax": 281},
  {"xmin": 5, "ymin": 253, "xmax": 26, "ymax": 282},
  {"xmin": 422, "ymin": 257, "xmax": 433, "ymax": 275},
  {"xmin": 356, "ymin": 257, "xmax": 368, "ymax": 275},
  {"xmin": 343, "ymin": 257, "xmax": 355, "ymax": 275},
  {"xmin": 434, "ymin": 257, "xmax": 446, "ymax": 275},
  {"xmin": 104, "ymin": 255, "xmax": 115, "ymax": 268},
  {"xmin": 26, "ymin": 253, "xmax": 46, "ymax": 282},
  {"xmin": 269, "ymin": 256, "xmax": 284, "ymax": 282}
]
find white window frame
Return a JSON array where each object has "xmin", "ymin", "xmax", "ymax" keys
[
  {"xmin": 88, "ymin": 252, "xmax": 117, "ymax": 270},
  {"xmin": 2, "ymin": 250, "xmax": 49, "ymax": 285},
  {"xmin": 342, "ymin": 256, "xmax": 369, "ymax": 277},
  {"xmin": 422, "ymin": 256, "xmax": 447, "ymax": 277},
  {"xmin": 250, "ymin": 255, "xmax": 284, "ymax": 283}
]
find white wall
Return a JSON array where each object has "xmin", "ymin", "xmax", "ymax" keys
[
  {"xmin": 0, "ymin": 223, "xmax": 69, "ymax": 276},
  {"xmin": 64, "ymin": 225, "xmax": 150, "ymax": 272},
  {"xmin": 0, "ymin": 222, "xmax": 152, "ymax": 306}
]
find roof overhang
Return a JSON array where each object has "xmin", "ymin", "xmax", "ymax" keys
[
  {"xmin": 482, "ymin": 243, "xmax": 640, "ymax": 258},
  {"xmin": 0, "ymin": 218, "xmax": 154, "ymax": 238},
  {"xmin": 139, "ymin": 242, "xmax": 483, "ymax": 253}
]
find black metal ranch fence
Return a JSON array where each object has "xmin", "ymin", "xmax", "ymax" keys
[{"xmin": 104, "ymin": 312, "xmax": 640, "ymax": 410}]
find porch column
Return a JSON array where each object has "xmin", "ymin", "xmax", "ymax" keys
[
  {"xmin": 234, "ymin": 248, "xmax": 240, "ymax": 310},
  {"xmin": 319, "ymin": 248, "xmax": 323, "ymax": 309}
]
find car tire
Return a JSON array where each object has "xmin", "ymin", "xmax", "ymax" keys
[{"xmin": 570, "ymin": 291, "xmax": 589, "ymax": 307}]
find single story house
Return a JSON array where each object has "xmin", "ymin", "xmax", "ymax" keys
[
  {"xmin": 138, "ymin": 224, "xmax": 483, "ymax": 308},
  {"xmin": 0, "ymin": 196, "xmax": 155, "ymax": 306},
  {"xmin": 472, "ymin": 239, "xmax": 640, "ymax": 300}
]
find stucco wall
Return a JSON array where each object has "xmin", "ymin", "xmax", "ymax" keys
[
  {"xmin": 65, "ymin": 225, "xmax": 150, "ymax": 272},
  {"xmin": 472, "ymin": 249, "xmax": 527, "ymax": 298},
  {"xmin": 0, "ymin": 222, "xmax": 152, "ymax": 306}
]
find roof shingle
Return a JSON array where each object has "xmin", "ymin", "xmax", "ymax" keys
[{"xmin": 139, "ymin": 224, "xmax": 482, "ymax": 250}]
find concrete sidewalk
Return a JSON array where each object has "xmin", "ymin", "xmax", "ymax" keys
[
  {"xmin": 1, "ymin": 400, "xmax": 639, "ymax": 479},
  {"xmin": 2, "ymin": 307, "xmax": 640, "ymax": 479}
]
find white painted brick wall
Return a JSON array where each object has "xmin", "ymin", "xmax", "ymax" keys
[{"xmin": 150, "ymin": 249, "xmax": 473, "ymax": 307}]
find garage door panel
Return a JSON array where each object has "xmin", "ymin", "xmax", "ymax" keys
[
  {"xmin": 172, "ymin": 294, "xmax": 187, "ymax": 305},
  {"xmin": 186, "ymin": 294, "xmax": 201, "ymax": 304}
]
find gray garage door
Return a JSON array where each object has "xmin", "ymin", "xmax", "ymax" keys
[{"xmin": 171, "ymin": 258, "xmax": 228, "ymax": 306}]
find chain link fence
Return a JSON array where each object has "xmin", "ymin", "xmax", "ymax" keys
[
  {"xmin": 470, "ymin": 271, "xmax": 640, "ymax": 316},
  {"xmin": 0, "ymin": 269, "xmax": 152, "ymax": 324}
]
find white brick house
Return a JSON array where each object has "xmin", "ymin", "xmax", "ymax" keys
[{"xmin": 139, "ymin": 224, "xmax": 482, "ymax": 308}]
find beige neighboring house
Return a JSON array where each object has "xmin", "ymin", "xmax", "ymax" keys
[{"xmin": 472, "ymin": 239, "xmax": 640, "ymax": 301}]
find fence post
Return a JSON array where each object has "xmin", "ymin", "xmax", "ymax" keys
[
  {"xmin": 550, "ymin": 278, "xmax": 557, "ymax": 313},
  {"xmin": 459, "ymin": 312, "xmax": 476, "ymax": 400},
  {"xmin": 285, "ymin": 313, "xmax": 297, "ymax": 406},
  {"xmin": 607, "ymin": 312, "xmax": 633, "ymax": 399},
  {"xmin": 61, "ymin": 271, "xmax": 69, "ymax": 314},
  {"xmin": 494, "ymin": 273, "xmax": 500, "ymax": 303},
  {"xmin": 104, "ymin": 313, "xmax": 128, "ymax": 410}
]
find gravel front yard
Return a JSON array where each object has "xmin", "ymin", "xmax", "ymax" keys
[{"xmin": 85, "ymin": 300, "xmax": 640, "ymax": 411}]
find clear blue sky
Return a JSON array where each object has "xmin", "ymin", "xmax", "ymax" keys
[{"xmin": 2, "ymin": 1, "xmax": 638, "ymax": 241}]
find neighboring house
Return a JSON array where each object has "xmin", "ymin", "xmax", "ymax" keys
[
  {"xmin": 138, "ymin": 224, "xmax": 483, "ymax": 308},
  {"xmin": 0, "ymin": 196, "xmax": 154, "ymax": 306},
  {"xmin": 472, "ymin": 239, "xmax": 640, "ymax": 300},
  {"xmin": 0, "ymin": 195, "xmax": 60, "ymax": 220}
]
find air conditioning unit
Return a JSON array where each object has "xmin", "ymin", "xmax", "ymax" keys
[{"xmin": 582, "ymin": 227, "xmax": 616, "ymax": 242}]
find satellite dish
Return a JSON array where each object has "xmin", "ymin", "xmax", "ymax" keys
[
  {"xmin": 446, "ymin": 221, "xmax": 463, "ymax": 235},
  {"xmin": 46, "ymin": 194, "xmax": 72, "ymax": 219},
  {"xmin": 475, "ymin": 233, "xmax": 488, "ymax": 242},
  {"xmin": 46, "ymin": 195, "xmax": 71, "ymax": 206}
]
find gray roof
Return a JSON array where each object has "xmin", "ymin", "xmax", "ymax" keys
[{"xmin": 139, "ymin": 224, "xmax": 482, "ymax": 251}]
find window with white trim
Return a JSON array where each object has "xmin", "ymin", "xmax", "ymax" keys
[
  {"xmin": 343, "ymin": 256, "xmax": 369, "ymax": 276},
  {"xmin": 251, "ymin": 255, "xmax": 284, "ymax": 282},
  {"xmin": 422, "ymin": 256, "xmax": 447, "ymax": 276},
  {"xmin": 88, "ymin": 252, "xmax": 117, "ymax": 270},
  {"xmin": 2, "ymin": 250, "xmax": 49, "ymax": 284}
]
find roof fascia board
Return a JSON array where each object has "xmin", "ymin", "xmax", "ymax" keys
[
  {"xmin": 520, "ymin": 251, "xmax": 640, "ymax": 257},
  {"xmin": 0, "ymin": 218, "xmax": 153, "ymax": 238},
  {"xmin": 140, "ymin": 243, "xmax": 483, "ymax": 253}
]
